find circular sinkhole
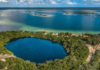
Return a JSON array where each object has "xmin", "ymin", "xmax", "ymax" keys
[{"xmin": 5, "ymin": 38, "xmax": 67, "ymax": 64}]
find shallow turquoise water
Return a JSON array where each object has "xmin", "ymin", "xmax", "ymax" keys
[
  {"xmin": 0, "ymin": 9, "xmax": 100, "ymax": 34},
  {"xmin": 5, "ymin": 38, "xmax": 67, "ymax": 64}
]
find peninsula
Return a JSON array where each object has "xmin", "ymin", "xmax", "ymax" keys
[{"xmin": 55, "ymin": 11, "xmax": 100, "ymax": 14}]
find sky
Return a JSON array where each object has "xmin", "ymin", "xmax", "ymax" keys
[{"xmin": 0, "ymin": 0, "xmax": 100, "ymax": 7}]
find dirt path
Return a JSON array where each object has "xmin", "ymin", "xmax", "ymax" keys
[
  {"xmin": 0, "ymin": 53, "xmax": 16, "ymax": 62},
  {"xmin": 0, "ymin": 53, "xmax": 16, "ymax": 70},
  {"xmin": 82, "ymin": 41, "xmax": 100, "ymax": 62},
  {"xmin": 86, "ymin": 43, "xmax": 100, "ymax": 62},
  {"xmin": 86, "ymin": 44, "xmax": 95, "ymax": 62}
]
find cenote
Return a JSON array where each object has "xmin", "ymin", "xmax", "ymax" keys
[{"xmin": 5, "ymin": 38, "xmax": 67, "ymax": 64}]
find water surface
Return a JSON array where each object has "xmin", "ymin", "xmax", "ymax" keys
[
  {"xmin": 0, "ymin": 9, "xmax": 100, "ymax": 34},
  {"xmin": 5, "ymin": 38, "xmax": 67, "ymax": 64}
]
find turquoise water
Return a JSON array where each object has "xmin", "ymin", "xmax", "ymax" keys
[
  {"xmin": 0, "ymin": 9, "xmax": 100, "ymax": 34},
  {"xmin": 5, "ymin": 38, "xmax": 67, "ymax": 64}
]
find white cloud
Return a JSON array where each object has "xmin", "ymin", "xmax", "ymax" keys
[
  {"xmin": 42, "ymin": 2, "xmax": 45, "ymax": 4},
  {"xmin": 66, "ymin": 0, "xmax": 77, "ymax": 5},
  {"xmin": 51, "ymin": 1, "xmax": 57, "ymax": 4},
  {"xmin": 0, "ymin": 0, "xmax": 8, "ymax": 2},
  {"xmin": 83, "ymin": 0, "xmax": 100, "ymax": 5},
  {"xmin": 20, "ymin": 0, "xmax": 23, "ymax": 2},
  {"xmin": 66, "ymin": 2, "xmax": 77, "ymax": 4},
  {"xmin": 91, "ymin": 0, "xmax": 100, "ymax": 1},
  {"xmin": 1, "ymin": 0, "xmax": 100, "ymax": 6}
]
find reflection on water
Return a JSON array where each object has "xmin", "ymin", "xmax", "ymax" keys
[{"xmin": 0, "ymin": 9, "xmax": 100, "ymax": 34}]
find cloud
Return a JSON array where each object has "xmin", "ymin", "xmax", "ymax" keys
[
  {"xmin": 91, "ymin": 0, "xmax": 100, "ymax": 1},
  {"xmin": 51, "ymin": 1, "xmax": 57, "ymax": 4},
  {"xmin": 66, "ymin": 0, "xmax": 77, "ymax": 5},
  {"xmin": 83, "ymin": 0, "xmax": 100, "ymax": 5},
  {"xmin": 1, "ymin": 0, "xmax": 100, "ymax": 7},
  {"xmin": 20, "ymin": 0, "xmax": 24, "ymax": 2},
  {"xmin": 0, "ymin": 0, "xmax": 8, "ymax": 2},
  {"xmin": 66, "ymin": 2, "xmax": 77, "ymax": 4}
]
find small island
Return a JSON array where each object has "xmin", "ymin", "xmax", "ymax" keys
[
  {"xmin": 33, "ymin": 13, "xmax": 53, "ymax": 17},
  {"xmin": 25, "ymin": 12, "xmax": 32, "ymax": 13}
]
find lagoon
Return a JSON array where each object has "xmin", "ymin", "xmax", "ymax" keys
[
  {"xmin": 5, "ymin": 38, "xmax": 67, "ymax": 64},
  {"xmin": 0, "ymin": 9, "xmax": 100, "ymax": 34}
]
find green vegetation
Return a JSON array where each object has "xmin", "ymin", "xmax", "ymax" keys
[
  {"xmin": 82, "ymin": 33, "xmax": 100, "ymax": 45},
  {"xmin": 0, "ymin": 30, "xmax": 100, "ymax": 70},
  {"xmin": 79, "ymin": 50, "xmax": 100, "ymax": 70}
]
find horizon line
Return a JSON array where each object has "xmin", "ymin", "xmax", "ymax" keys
[{"xmin": 0, "ymin": 7, "xmax": 100, "ymax": 10}]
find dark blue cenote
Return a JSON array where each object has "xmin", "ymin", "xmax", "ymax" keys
[{"xmin": 5, "ymin": 38, "xmax": 67, "ymax": 64}]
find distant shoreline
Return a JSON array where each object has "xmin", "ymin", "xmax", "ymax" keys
[{"xmin": 0, "ymin": 7, "xmax": 100, "ymax": 10}]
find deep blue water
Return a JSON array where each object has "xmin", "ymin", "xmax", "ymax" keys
[
  {"xmin": 0, "ymin": 9, "xmax": 100, "ymax": 34},
  {"xmin": 5, "ymin": 38, "xmax": 67, "ymax": 64}
]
